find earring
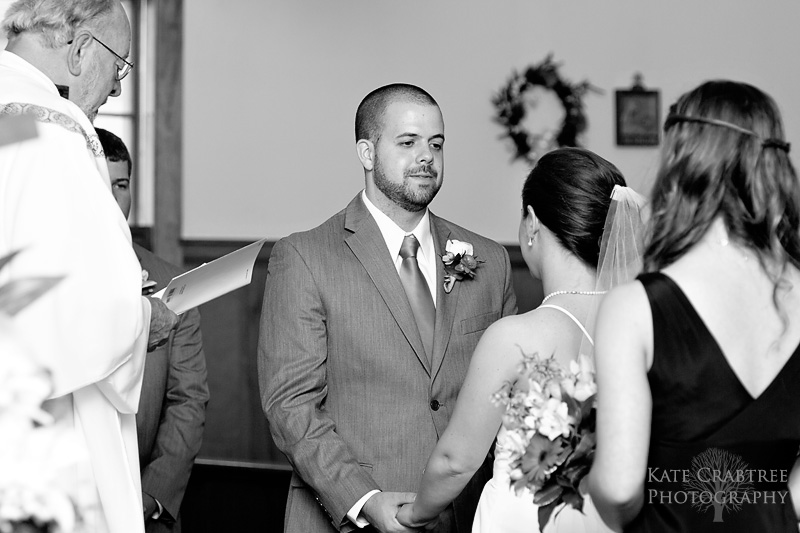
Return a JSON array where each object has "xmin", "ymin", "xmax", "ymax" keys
[{"xmin": 527, "ymin": 237, "xmax": 533, "ymax": 247}]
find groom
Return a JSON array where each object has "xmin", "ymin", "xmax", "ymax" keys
[{"xmin": 259, "ymin": 83, "xmax": 517, "ymax": 533}]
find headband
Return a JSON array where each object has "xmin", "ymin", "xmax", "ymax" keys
[{"xmin": 664, "ymin": 114, "xmax": 791, "ymax": 153}]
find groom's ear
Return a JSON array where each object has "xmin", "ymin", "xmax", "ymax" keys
[{"xmin": 356, "ymin": 139, "xmax": 374, "ymax": 171}]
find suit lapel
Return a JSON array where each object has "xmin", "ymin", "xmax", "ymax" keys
[
  {"xmin": 430, "ymin": 214, "xmax": 460, "ymax": 381},
  {"xmin": 343, "ymin": 195, "xmax": 431, "ymax": 373}
]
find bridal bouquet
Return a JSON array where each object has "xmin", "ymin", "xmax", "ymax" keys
[
  {"xmin": 491, "ymin": 351, "xmax": 597, "ymax": 532},
  {"xmin": 0, "ymin": 251, "xmax": 87, "ymax": 533}
]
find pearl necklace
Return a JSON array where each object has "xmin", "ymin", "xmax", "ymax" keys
[{"xmin": 541, "ymin": 290, "xmax": 606, "ymax": 305}]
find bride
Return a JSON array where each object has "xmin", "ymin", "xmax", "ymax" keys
[{"xmin": 396, "ymin": 147, "xmax": 644, "ymax": 532}]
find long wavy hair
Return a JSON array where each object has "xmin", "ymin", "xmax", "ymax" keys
[{"xmin": 645, "ymin": 81, "xmax": 800, "ymax": 284}]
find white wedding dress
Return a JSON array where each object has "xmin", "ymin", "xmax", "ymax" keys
[{"xmin": 472, "ymin": 305, "xmax": 612, "ymax": 533}]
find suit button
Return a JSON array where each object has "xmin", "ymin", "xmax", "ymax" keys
[{"xmin": 430, "ymin": 400, "xmax": 440, "ymax": 411}]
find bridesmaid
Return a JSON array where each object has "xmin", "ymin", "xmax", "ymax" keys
[{"xmin": 590, "ymin": 80, "xmax": 800, "ymax": 532}]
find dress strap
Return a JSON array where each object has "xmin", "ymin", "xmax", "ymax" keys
[{"xmin": 537, "ymin": 304, "xmax": 594, "ymax": 346}]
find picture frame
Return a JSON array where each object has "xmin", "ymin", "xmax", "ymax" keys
[{"xmin": 615, "ymin": 88, "xmax": 660, "ymax": 146}]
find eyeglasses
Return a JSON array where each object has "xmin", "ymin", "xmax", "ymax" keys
[
  {"xmin": 69, "ymin": 33, "xmax": 134, "ymax": 81},
  {"xmin": 91, "ymin": 34, "xmax": 134, "ymax": 81}
]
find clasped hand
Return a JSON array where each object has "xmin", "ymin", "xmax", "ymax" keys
[
  {"xmin": 396, "ymin": 502, "xmax": 438, "ymax": 531},
  {"xmin": 360, "ymin": 492, "xmax": 436, "ymax": 533},
  {"xmin": 147, "ymin": 296, "xmax": 179, "ymax": 351}
]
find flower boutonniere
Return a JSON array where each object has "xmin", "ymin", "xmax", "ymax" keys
[{"xmin": 441, "ymin": 239, "xmax": 484, "ymax": 294}]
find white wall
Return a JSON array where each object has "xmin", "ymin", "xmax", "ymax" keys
[{"xmin": 184, "ymin": 0, "xmax": 800, "ymax": 244}]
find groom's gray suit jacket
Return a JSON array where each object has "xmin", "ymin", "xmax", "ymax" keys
[{"xmin": 259, "ymin": 193, "xmax": 517, "ymax": 532}]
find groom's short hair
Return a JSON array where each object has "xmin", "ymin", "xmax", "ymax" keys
[{"xmin": 355, "ymin": 83, "xmax": 439, "ymax": 144}]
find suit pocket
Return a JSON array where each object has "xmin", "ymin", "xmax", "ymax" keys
[
  {"xmin": 460, "ymin": 311, "xmax": 500, "ymax": 335},
  {"xmin": 358, "ymin": 462, "xmax": 374, "ymax": 481}
]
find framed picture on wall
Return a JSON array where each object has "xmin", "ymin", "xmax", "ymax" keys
[{"xmin": 615, "ymin": 88, "xmax": 660, "ymax": 146}]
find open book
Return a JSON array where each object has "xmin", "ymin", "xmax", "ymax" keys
[{"xmin": 153, "ymin": 238, "xmax": 267, "ymax": 314}]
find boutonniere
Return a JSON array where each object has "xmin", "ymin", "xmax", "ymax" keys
[
  {"xmin": 441, "ymin": 239, "xmax": 484, "ymax": 294},
  {"xmin": 141, "ymin": 269, "xmax": 157, "ymax": 296}
]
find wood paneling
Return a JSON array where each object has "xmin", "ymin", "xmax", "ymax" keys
[
  {"xmin": 182, "ymin": 240, "xmax": 540, "ymax": 465},
  {"xmin": 182, "ymin": 459, "xmax": 291, "ymax": 532},
  {"xmin": 506, "ymin": 246, "xmax": 543, "ymax": 314},
  {"xmin": 183, "ymin": 241, "xmax": 278, "ymax": 463}
]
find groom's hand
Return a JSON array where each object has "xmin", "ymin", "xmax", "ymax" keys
[{"xmin": 361, "ymin": 491, "xmax": 419, "ymax": 533}]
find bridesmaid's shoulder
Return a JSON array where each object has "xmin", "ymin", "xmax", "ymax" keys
[
  {"xmin": 596, "ymin": 280, "xmax": 652, "ymax": 340},
  {"xmin": 601, "ymin": 280, "xmax": 649, "ymax": 317}
]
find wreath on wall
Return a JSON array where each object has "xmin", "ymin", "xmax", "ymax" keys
[{"xmin": 492, "ymin": 55, "xmax": 600, "ymax": 165}]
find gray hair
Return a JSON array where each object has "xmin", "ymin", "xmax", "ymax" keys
[{"xmin": 3, "ymin": 0, "xmax": 116, "ymax": 48}]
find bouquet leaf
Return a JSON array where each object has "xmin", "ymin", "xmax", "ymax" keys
[
  {"xmin": 0, "ymin": 249, "xmax": 21, "ymax": 271},
  {"xmin": 561, "ymin": 462, "xmax": 591, "ymax": 489},
  {"xmin": 533, "ymin": 481, "xmax": 564, "ymax": 507},
  {"xmin": 571, "ymin": 432, "xmax": 596, "ymax": 463},
  {"xmin": 537, "ymin": 499, "xmax": 560, "ymax": 533},
  {"xmin": 561, "ymin": 489, "xmax": 584, "ymax": 512},
  {"xmin": 0, "ymin": 277, "xmax": 62, "ymax": 316},
  {"xmin": 0, "ymin": 251, "xmax": 63, "ymax": 316}
]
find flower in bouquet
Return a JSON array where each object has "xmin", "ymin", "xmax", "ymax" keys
[
  {"xmin": 0, "ymin": 317, "xmax": 84, "ymax": 533},
  {"xmin": 492, "ymin": 351, "xmax": 597, "ymax": 532},
  {"xmin": 441, "ymin": 239, "xmax": 484, "ymax": 294},
  {"xmin": 0, "ymin": 251, "xmax": 88, "ymax": 533}
]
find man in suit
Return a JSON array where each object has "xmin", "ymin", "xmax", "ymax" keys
[
  {"xmin": 259, "ymin": 83, "xmax": 517, "ymax": 533},
  {"xmin": 97, "ymin": 127, "xmax": 210, "ymax": 533}
]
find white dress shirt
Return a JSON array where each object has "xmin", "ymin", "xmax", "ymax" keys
[
  {"xmin": 346, "ymin": 191, "xmax": 438, "ymax": 528},
  {"xmin": 361, "ymin": 190, "xmax": 437, "ymax": 305}
]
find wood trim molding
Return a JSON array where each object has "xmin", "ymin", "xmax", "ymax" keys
[
  {"xmin": 182, "ymin": 239, "xmax": 275, "ymax": 266},
  {"xmin": 182, "ymin": 239, "xmax": 523, "ymax": 269},
  {"xmin": 153, "ymin": 0, "xmax": 183, "ymax": 265},
  {"xmin": 194, "ymin": 458, "xmax": 293, "ymax": 472}
]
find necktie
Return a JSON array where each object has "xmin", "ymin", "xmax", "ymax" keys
[{"xmin": 399, "ymin": 234, "xmax": 436, "ymax": 361}]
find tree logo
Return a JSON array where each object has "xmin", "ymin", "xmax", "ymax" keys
[{"xmin": 682, "ymin": 448, "xmax": 754, "ymax": 522}]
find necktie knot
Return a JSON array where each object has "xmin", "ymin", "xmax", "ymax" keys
[{"xmin": 400, "ymin": 234, "xmax": 420, "ymax": 260}]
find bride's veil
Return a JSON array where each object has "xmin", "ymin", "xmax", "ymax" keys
[{"xmin": 579, "ymin": 185, "xmax": 648, "ymax": 360}]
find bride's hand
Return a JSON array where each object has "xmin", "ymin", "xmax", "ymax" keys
[
  {"xmin": 395, "ymin": 503, "xmax": 439, "ymax": 530},
  {"xmin": 395, "ymin": 503, "xmax": 415, "ymax": 527}
]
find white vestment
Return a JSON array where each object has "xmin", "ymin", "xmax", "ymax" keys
[{"xmin": 0, "ymin": 51, "xmax": 150, "ymax": 533}]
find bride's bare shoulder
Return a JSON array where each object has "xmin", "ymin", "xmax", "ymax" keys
[{"xmin": 476, "ymin": 307, "xmax": 565, "ymax": 355}]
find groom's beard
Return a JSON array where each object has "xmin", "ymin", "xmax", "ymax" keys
[{"xmin": 373, "ymin": 153, "xmax": 442, "ymax": 213}]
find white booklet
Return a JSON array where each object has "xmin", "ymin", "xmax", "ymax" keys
[{"xmin": 153, "ymin": 238, "xmax": 267, "ymax": 314}]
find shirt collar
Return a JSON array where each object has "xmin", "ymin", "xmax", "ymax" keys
[{"xmin": 361, "ymin": 190, "xmax": 434, "ymax": 263}]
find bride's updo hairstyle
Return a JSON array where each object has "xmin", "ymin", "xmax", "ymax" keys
[
  {"xmin": 522, "ymin": 147, "xmax": 626, "ymax": 268},
  {"xmin": 644, "ymin": 80, "xmax": 800, "ymax": 274}
]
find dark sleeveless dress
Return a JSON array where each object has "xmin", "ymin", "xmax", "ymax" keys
[{"xmin": 626, "ymin": 272, "xmax": 800, "ymax": 532}]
